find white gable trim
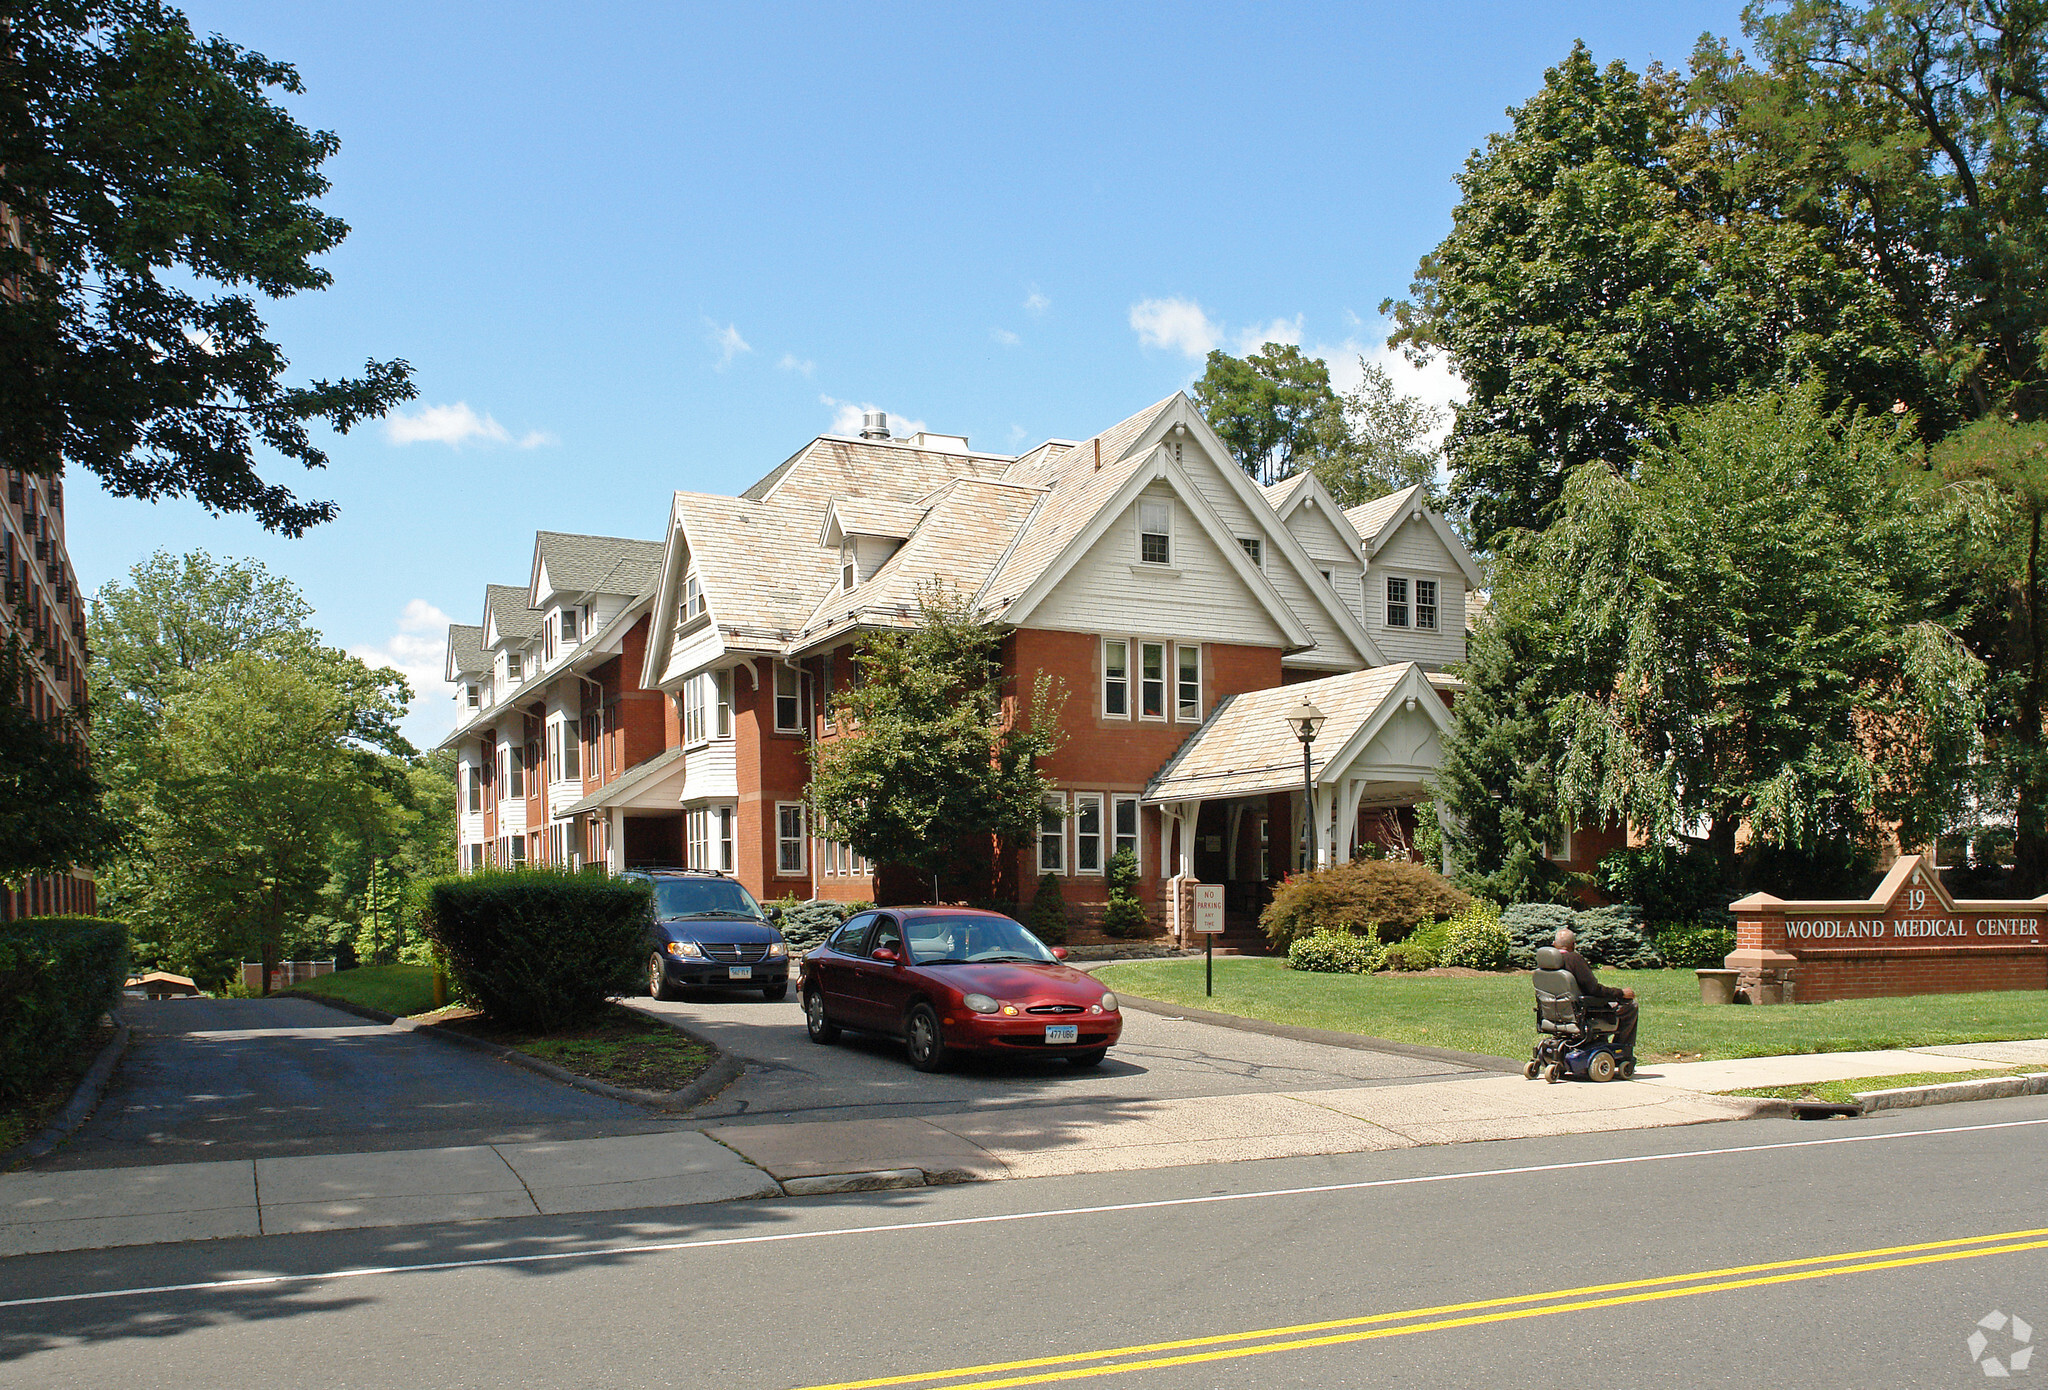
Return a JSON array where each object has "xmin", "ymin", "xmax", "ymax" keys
[
  {"xmin": 1270, "ymin": 471, "xmax": 1364, "ymax": 550},
  {"xmin": 997, "ymin": 446, "xmax": 1316, "ymax": 649},
  {"xmin": 1316, "ymin": 663, "xmax": 1453, "ymax": 781},
  {"xmin": 1136, "ymin": 396, "xmax": 1387, "ymax": 666},
  {"xmin": 640, "ymin": 497, "xmax": 727, "ymax": 690},
  {"xmin": 1359, "ymin": 487, "xmax": 1484, "ymax": 590},
  {"xmin": 529, "ymin": 554, "xmax": 552, "ymax": 609}
]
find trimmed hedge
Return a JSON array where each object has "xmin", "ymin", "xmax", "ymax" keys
[
  {"xmin": 421, "ymin": 870, "xmax": 650, "ymax": 1031},
  {"xmin": 0, "ymin": 916, "xmax": 128, "ymax": 1102},
  {"xmin": 1261, "ymin": 861, "xmax": 1472, "ymax": 950},
  {"xmin": 1287, "ymin": 925, "xmax": 1384, "ymax": 974}
]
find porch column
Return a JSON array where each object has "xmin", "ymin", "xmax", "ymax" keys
[
  {"xmin": 1312, "ymin": 784, "xmax": 1339, "ymax": 868},
  {"xmin": 607, "ymin": 807, "xmax": 626, "ymax": 872},
  {"xmin": 1334, "ymin": 778, "xmax": 1369, "ymax": 866}
]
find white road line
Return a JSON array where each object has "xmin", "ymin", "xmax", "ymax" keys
[{"xmin": 6, "ymin": 1115, "xmax": 2047, "ymax": 1312}]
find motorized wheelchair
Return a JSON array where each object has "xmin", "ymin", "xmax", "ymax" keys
[{"xmin": 1524, "ymin": 946, "xmax": 1634, "ymax": 1083}]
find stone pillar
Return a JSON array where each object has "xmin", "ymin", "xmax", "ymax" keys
[{"xmin": 1727, "ymin": 897, "xmax": 1800, "ymax": 1004}]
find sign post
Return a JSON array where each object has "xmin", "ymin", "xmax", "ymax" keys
[{"xmin": 1192, "ymin": 884, "xmax": 1225, "ymax": 996}]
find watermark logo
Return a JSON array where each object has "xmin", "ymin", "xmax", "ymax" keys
[{"xmin": 1968, "ymin": 1310, "xmax": 2034, "ymax": 1377}]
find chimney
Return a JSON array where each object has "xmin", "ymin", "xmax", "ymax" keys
[{"xmin": 859, "ymin": 411, "xmax": 891, "ymax": 440}]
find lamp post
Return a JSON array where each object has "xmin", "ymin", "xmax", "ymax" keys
[{"xmin": 1284, "ymin": 697, "xmax": 1327, "ymax": 871}]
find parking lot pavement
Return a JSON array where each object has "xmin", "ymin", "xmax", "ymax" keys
[
  {"xmin": 39, "ymin": 998, "xmax": 675, "ymax": 1171},
  {"xmin": 627, "ymin": 987, "xmax": 1486, "ymax": 1125}
]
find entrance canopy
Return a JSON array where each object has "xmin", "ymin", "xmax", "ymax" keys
[{"xmin": 1143, "ymin": 662, "xmax": 1455, "ymax": 873}]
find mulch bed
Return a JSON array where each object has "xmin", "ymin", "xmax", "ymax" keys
[
  {"xmin": 422, "ymin": 1004, "xmax": 714, "ymax": 1094},
  {"xmin": 1, "ymin": 1020, "xmax": 116, "ymax": 1164}
]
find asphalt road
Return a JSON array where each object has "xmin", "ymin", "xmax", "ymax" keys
[
  {"xmin": 628, "ymin": 983, "xmax": 1484, "ymax": 1124},
  {"xmin": 39, "ymin": 998, "xmax": 673, "ymax": 1171},
  {"xmin": 6, "ymin": 1094, "xmax": 2045, "ymax": 1388}
]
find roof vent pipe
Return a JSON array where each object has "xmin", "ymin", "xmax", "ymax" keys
[{"xmin": 859, "ymin": 411, "xmax": 890, "ymax": 440}]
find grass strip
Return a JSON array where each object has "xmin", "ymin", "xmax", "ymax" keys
[
  {"xmin": 285, "ymin": 963, "xmax": 438, "ymax": 1017},
  {"xmin": 426, "ymin": 1003, "xmax": 714, "ymax": 1093},
  {"xmin": 1093, "ymin": 956, "xmax": 2048, "ymax": 1063},
  {"xmin": 1725, "ymin": 1067, "xmax": 2029, "ymax": 1105}
]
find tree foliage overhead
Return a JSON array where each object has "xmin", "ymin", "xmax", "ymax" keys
[
  {"xmin": 0, "ymin": 0, "xmax": 415, "ymax": 534},
  {"xmin": 809, "ymin": 584, "xmax": 1066, "ymax": 893},
  {"xmin": 1192, "ymin": 343, "xmax": 1344, "ymax": 487},
  {"xmin": 1310, "ymin": 358, "xmax": 1448, "ymax": 508}
]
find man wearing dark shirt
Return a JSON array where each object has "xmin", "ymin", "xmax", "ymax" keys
[{"xmin": 1554, "ymin": 928, "xmax": 1637, "ymax": 1062}]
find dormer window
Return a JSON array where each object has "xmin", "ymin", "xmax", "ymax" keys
[
  {"xmin": 1138, "ymin": 499, "xmax": 1171, "ymax": 565},
  {"xmin": 841, "ymin": 540, "xmax": 856, "ymax": 592},
  {"xmin": 466, "ymin": 683, "xmax": 480, "ymax": 708},
  {"xmin": 681, "ymin": 573, "xmax": 704, "ymax": 624},
  {"xmin": 560, "ymin": 608, "xmax": 578, "ymax": 643},
  {"xmin": 506, "ymin": 652, "xmax": 523, "ymax": 679}
]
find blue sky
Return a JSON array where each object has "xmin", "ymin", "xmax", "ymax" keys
[{"xmin": 68, "ymin": 1, "xmax": 1747, "ymax": 746}]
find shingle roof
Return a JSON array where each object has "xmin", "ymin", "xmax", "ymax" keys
[
  {"xmin": 1343, "ymin": 485, "xmax": 1427, "ymax": 549},
  {"xmin": 823, "ymin": 496, "xmax": 928, "ymax": 542},
  {"xmin": 485, "ymin": 584, "xmax": 541, "ymax": 643},
  {"xmin": 1144, "ymin": 664, "xmax": 1414, "ymax": 802},
  {"xmin": 535, "ymin": 532, "xmax": 664, "ymax": 599},
  {"xmin": 446, "ymin": 624, "xmax": 486, "ymax": 677},
  {"xmin": 1261, "ymin": 473, "xmax": 1314, "ymax": 511}
]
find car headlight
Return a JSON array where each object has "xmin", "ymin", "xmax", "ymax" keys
[
  {"xmin": 1099, "ymin": 991, "xmax": 1119, "ymax": 1012},
  {"xmin": 767, "ymin": 941, "xmax": 789, "ymax": 958},
  {"xmin": 962, "ymin": 992, "xmax": 999, "ymax": 1014},
  {"xmin": 666, "ymin": 940, "xmax": 705, "ymax": 959}
]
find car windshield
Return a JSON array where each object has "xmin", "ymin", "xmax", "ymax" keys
[
  {"xmin": 652, "ymin": 878, "xmax": 766, "ymax": 922},
  {"xmin": 906, "ymin": 915, "xmax": 1058, "ymax": 965}
]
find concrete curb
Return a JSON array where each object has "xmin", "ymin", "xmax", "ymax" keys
[
  {"xmin": 2, "ymin": 1014, "xmax": 130, "ymax": 1168},
  {"xmin": 1855, "ymin": 1072, "xmax": 2048, "ymax": 1112},
  {"xmin": 287, "ymin": 993, "xmax": 744, "ymax": 1113},
  {"xmin": 1105, "ymin": 990, "xmax": 1524, "ymax": 1075}
]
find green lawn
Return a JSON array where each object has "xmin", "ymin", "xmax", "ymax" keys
[
  {"xmin": 1728, "ymin": 1067, "xmax": 2028, "ymax": 1105},
  {"xmin": 1093, "ymin": 957, "xmax": 2048, "ymax": 1063},
  {"xmin": 287, "ymin": 964, "xmax": 438, "ymax": 1018}
]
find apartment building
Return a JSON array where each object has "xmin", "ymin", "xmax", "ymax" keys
[
  {"xmin": 439, "ymin": 393, "xmax": 1563, "ymax": 932},
  {"xmin": 3, "ymin": 464, "xmax": 94, "ymax": 920}
]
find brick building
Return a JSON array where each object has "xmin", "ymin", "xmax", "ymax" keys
[
  {"xmin": 440, "ymin": 394, "xmax": 1607, "ymax": 931},
  {"xmin": 2, "ymin": 463, "xmax": 94, "ymax": 920}
]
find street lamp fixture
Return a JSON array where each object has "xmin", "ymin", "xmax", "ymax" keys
[{"xmin": 1284, "ymin": 697, "xmax": 1326, "ymax": 870}]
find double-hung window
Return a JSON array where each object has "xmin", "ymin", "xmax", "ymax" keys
[
  {"xmin": 1112, "ymin": 795, "xmax": 1141, "ymax": 871},
  {"xmin": 467, "ymin": 683, "xmax": 480, "ymax": 708},
  {"xmin": 1138, "ymin": 499, "xmax": 1172, "ymax": 565},
  {"xmin": 1038, "ymin": 794, "xmax": 1067, "ymax": 874},
  {"xmin": 1385, "ymin": 577, "xmax": 1410, "ymax": 628},
  {"xmin": 1139, "ymin": 642, "xmax": 1166, "ymax": 719},
  {"xmin": 560, "ymin": 719, "xmax": 579, "ymax": 780},
  {"xmin": 840, "ymin": 540, "xmax": 857, "ymax": 591},
  {"xmin": 681, "ymin": 573, "xmax": 704, "ymax": 624},
  {"xmin": 1074, "ymin": 793, "xmax": 1103, "ymax": 874},
  {"xmin": 684, "ymin": 677, "xmax": 706, "ymax": 744},
  {"xmin": 466, "ymin": 768, "xmax": 482, "ymax": 813},
  {"xmin": 559, "ymin": 608, "xmax": 578, "ymax": 643},
  {"xmin": 1176, "ymin": 644, "xmax": 1201, "ymax": 722},
  {"xmin": 776, "ymin": 804, "xmax": 807, "ymax": 875},
  {"xmin": 717, "ymin": 807, "xmax": 735, "ymax": 872},
  {"xmin": 506, "ymin": 652, "xmax": 523, "ymax": 680},
  {"xmin": 1103, "ymin": 639, "xmax": 1129, "ymax": 717},
  {"xmin": 713, "ymin": 670, "xmax": 732, "ymax": 738},
  {"xmin": 1415, "ymin": 579, "xmax": 1438, "ymax": 631},
  {"xmin": 775, "ymin": 665, "xmax": 803, "ymax": 733},
  {"xmin": 686, "ymin": 809, "xmax": 708, "ymax": 870},
  {"xmin": 505, "ymin": 745, "xmax": 525, "ymax": 798}
]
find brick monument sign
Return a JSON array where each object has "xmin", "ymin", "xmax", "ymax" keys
[{"xmin": 1728, "ymin": 854, "xmax": 2047, "ymax": 1003}]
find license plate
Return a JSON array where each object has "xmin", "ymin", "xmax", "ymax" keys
[
  {"xmin": 1044, "ymin": 1024, "xmax": 1079, "ymax": 1045},
  {"xmin": 728, "ymin": 966, "xmax": 753, "ymax": 980}
]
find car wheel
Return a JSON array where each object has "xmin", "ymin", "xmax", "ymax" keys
[
  {"xmin": 904, "ymin": 1003, "xmax": 950, "ymax": 1073},
  {"xmin": 803, "ymin": 987, "xmax": 840, "ymax": 1043},
  {"xmin": 1068, "ymin": 1048, "xmax": 1108, "ymax": 1068},
  {"xmin": 761, "ymin": 982, "xmax": 789, "ymax": 1002},
  {"xmin": 1588, "ymin": 1050, "xmax": 1617, "ymax": 1083},
  {"xmin": 649, "ymin": 952, "xmax": 681, "ymax": 1002},
  {"xmin": 1523, "ymin": 1060, "xmax": 1541, "ymax": 1080},
  {"xmin": 1544, "ymin": 1062, "xmax": 1563, "ymax": 1084}
]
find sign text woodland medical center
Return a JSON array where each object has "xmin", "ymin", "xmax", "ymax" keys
[{"xmin": 1730, "ymin": 857, "xmax": 2048, "ymax": 1002}]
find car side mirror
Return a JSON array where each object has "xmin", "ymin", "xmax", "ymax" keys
[
  {"xmin": 768, "ymin": 907, "xmax": 784, "ymax": 924},
  {"xmin": 871, "ymin": 946, "xmax": 902, "ymax": 965},
  {"xmin": 1051, "ymin": 946, "xmax": 1068, "ymax": 960}
]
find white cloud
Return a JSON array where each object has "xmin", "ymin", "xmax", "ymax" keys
[
  {"xmin": 706, "ymin": 320, "xmax": 753, "ymax": 369},
  {"xmin": 1007, "ymin": 423, "xmax": 1029, "ymax": 443},
  {"xmin": 1024, "ymin": 286, "xmax": 1049, "ymax": 316},
  {"xmin": 990, "ymin": 327, "xmax": 1021, "ymax": 346},
  {"xmin": 778, "ymin": 352, "xmax": 815, "ymax": 375},
  {"xmin": 1231, "ymin": 314, "xmax": 1305, "ymax": 355},
  {"xmin": 820, "ymin": 394, "xmax": 927, "ymax": 440},
  {"xmin": 1129, "ymin": 296, "xmax": 1222, "ymax": 358},
  {"xmin": 353, "ymin": 599, "xmax": 454, "ymax": 746},
  {"xmin": 384, "ymin": 402, "xmax": 553, "ymax": 450}
]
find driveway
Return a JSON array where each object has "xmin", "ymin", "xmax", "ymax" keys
[
  {"xmin": 630, "ymin": 984, "xmax": 1488, "ymax": 1125},
  {"xmin": 40, "ymin": 998, "xmax": 671, "ymax": 1171}
]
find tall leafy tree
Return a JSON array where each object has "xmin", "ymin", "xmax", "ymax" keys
[
  {"xmin": 1310, "ymin": 358, "xmax": 1448, "ymax": 508},
  {"xmin": 0, "ymin": 0, "xmax": 414, "ymax": 534},
  {"xmin": 809, "ymin": 585, "xmax": 1066, "ymax": 898},
  {"xmin": 1192, "ymin": 343, "xmax": 1345, "ymax": 485}
]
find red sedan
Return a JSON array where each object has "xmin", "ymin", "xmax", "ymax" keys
[{"xmin": 799, "ymin": 907, "xmax": 1122, "ymax": 1071}]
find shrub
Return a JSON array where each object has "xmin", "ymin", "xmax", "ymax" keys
[
  {"xmin": 1570, "ymin": 905, "xmax": 1665, "ymax": 969},
  {"xmin": 1100, "ymin": 848, "xmax": 1151, "ymax": 939},
  {"xmin": 1596, "ymin": 843, "xmax": 1732, "ymax": 925},
  {"xmin": 1288, "ymin": 925, "xmax": 1383, "ymax": 973},
  {"xmin": 423, "ymin": 870, "xmax": 650, "ymax": 1031},
  {"xmin": 1652, "ymin": 919, "xmax": 1737, "ymax": 970},
  {"xmin": 1261, "ymin": 860, "xmax": 1471, "ymax": 951},
  {"xmin": 1440, "ymin": 901, "xmax": 1512, "ymax": 970},
  {"xmin": 0, "ymin": 916, "xmax": 128, "ymax": 1101},
  {"xmin": 777, "ymin": 900, "xmax": 849, "ymax": 953},
  {"xmin": 1029, "ymin": 873, "xmax": 1069, "ymax": 945},
  {"xmin": 1502, "ymin": 902, "xmax": 1574, "ymax": 953}
]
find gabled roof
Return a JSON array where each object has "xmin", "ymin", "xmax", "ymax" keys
[
  {"xmin": 530, "ymin": 532, "xmax": 664, "ymax": 604},
  {"xmin": 1343, "ymin": 485, "xmax": 1484, "ymax": 589},
  {"xmin": 1343, "ymin": 486, "xmax": 1420, "ymax": 544},
  {"xmin": 445, "ymin": 624, "xmax": 486, "ymax": 681},
  {"xmin": 1260, "ymin": 473, "xmax": 1315, "ymax": 511},
  {"xmin": 818, "ymin": 496, "xmax": 929, "ymax": 547},
  {"xmin": 484, "ymin": 584, "xmax": 541, "ymax": 646}
]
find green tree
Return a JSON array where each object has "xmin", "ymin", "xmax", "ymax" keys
[
  {"xmin": 1310, "ymin": 358, "xmax": 1447, "ymax": 508},
  {"xmin": 809, "ymin": 584, "xmax": 1066, "ymax": 897},
  {"xmin": 0, "ymin": 623, "xmax": 120, "ymax": 882},
  {"xmin": 0, "ymin": 0, "xmax": 414, "ymax": 534},
  {"xmin": 131, "ymin": 645, "xmax": 411, "ymax": 989},
  {"xmin": 1192, "ymin": 343, "xmax": 1345, "ymax": 485}
]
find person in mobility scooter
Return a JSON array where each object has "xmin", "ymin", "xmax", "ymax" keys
[{"xmin": 1525, "ymin": 928, "xmax": 1639, "ymax": 1083}]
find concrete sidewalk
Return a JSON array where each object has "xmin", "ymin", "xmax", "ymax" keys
[{"xmin": 1632, "ymin": 1038, "xmax": 2048, "ymax": 1094}]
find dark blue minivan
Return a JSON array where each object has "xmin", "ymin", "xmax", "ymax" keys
[{"xmin": 621, "ymin": 869, "xmax": 791, "ymax": 1001}]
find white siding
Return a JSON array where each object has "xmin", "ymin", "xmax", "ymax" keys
[
  {"xmin": 1030, "ymin": 480, "xmax": 1292, "ymax": 648},
  {"xmin": 679, "ymin": 738, "xmax": 738, "ymax": 805},
  {"xmin": 1357, "ymin": 702, "xmax": 1445, "ymax": 776},
  {"xmin": 1365, "ymin": 515, "xmax": 1467, "ymax": 666}
]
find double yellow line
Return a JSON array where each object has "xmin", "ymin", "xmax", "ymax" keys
[{"xmin": 790, "ymin": 1226, "xmax": 2048, "ymax": 1390}]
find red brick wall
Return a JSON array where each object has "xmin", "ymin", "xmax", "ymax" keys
[
  {"xmin": 1732, "ymin": 902, "xmax": 2048, "ymax": 1001},
  {"xmin": 736, "ymin": 656, "xmax": 814, "ymax": 899}
]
